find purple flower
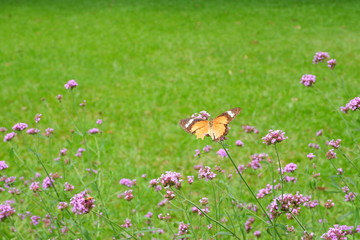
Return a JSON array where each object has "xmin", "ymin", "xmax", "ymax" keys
[
  {"xmin": 235, "ymin": 140, "xmax": 244, "ymax": 147},
  {"xmin": 337, "ymin": 168, "xmax": 344, "ymax": 175},
  {"xmin": 144, "ymin": 212, "xmax": 153, "ymax": 218},
  {"xmin": 158, "ymin": 171, "xmax": 182, "ymax": 188},
  {"xmin": 194, "ymin": 149, "xmax": 201, "ymax": 157},
  {"xmin": 26, "ymin": 128, "xmax": 40, "ymax": 135},
  {"xmin": 198, "ymin": 166, "xmax": 216, "ymax": 181},
  {"xmin": 0, "ymin": 127, "xmax": 7, "ymax": 132},
  {"xmin": 118, "ymin": 190, "xmax": 134, "ymax": 201},
  {"xmin": 187, "ymin": 176, "xmax": 194, "ymax": 184},
  {"xmin": 345, "ymin": 192, "xmax": 357, "ymax": 202},
  {"xmin": 202, "ymin": 145, "xmax": 212, "ymax": 152},
  {"xmin": 192, "ymin": 111, "xmax": 210, "ymax": 120},
  {"xmin": 0, "ymin": 203, "xmax": 16, "ymax": 220},
  {"xmin": 119, "ymin": 178, "xmax": 136, "ymax": 188},
  {"xmin": 307, "ymin": 153, "xmax": 316, "ymax": 160},
  {"xmin": 256, "ymin": 184, "xmax": 273, "ymax": 199},
  {"xmin": 326, "ymin": 139, "xmax": 341, "ymax": 149},
  {"xmin": 31, "ymin": 216, "xmax": 41, "ymax": 225},
  {"xmin": 321, "ymin": 225, "xmax": 354, "ymax": 239},
  {"xmin": 88, "ymin": 128, "xmax": 100, "ymax": 134},
  {"xmin": 316, "ymin": 129, "xmax": 323, "ymax": 136},
  {"xmin": 262, "ymin": 129, "xmax": 288, "ymax": 145},
  {"xmin": 313, "ymin": 52, "xmax": 330, "ymax": 64},
  {"xmin": 79, "ymin": 100, "xmax": 86, "ymax": 107},
  {"xmin": 237, "ymin": 165, "xmax": 246, "ymax": 173},
  {"xmin": 42, "ymin": 175, "xmax": 55, "ymax": 189},
  {"xmin": 302, "ymin": 232, "xmax": 314, "ymax": 240},
  {"xmin": 30, "ymin": 182, "xmax": 40, "ymax": 192},
  {"xmin": 340, "ymin": 97, "xmax": 360, "ymax": 113},
  {"xmin": 283, "ymin": 163, "xmax": 297, "ymax": 173},
  {"xmin": 242, "ymin": 125, "xmax": 259, "ymax": 134},
  {"xmin": 64, "ymin": 182, "xmax": 75, "ymax": 191},
  {"xmin": 0, "ymin": 161, "xmax": 9, "ymax": 170},
  {"xmin": 121, "ymin": 218, "xmax": 132, "ymax": 228},
  {"xmin": 59, "ymin": 148, "xmax": 67, "ymax": 156},
  {"xmin": 56, "ymin": 94, "xmax": 63, "ymax": 102},
  {"xmin": 177, "ymin": 222, "xmax": 189, "ymax": 236},
  {"xmin": 300, "ymin": 74, "xmax": 316, "ymax": 87},
  {"xmin": 326, "ymin": 149, "xmax": 337, "ymax": 159},
  {"xmin": 44, "ymin": 128, "xmax": 54, "ymax": 137},
  {"xmin": 308, "ymin": 143, "xmax": 320, "ymax": 149},
  {"xmin": 34, "ymin": 113, "xmax": 42, "ymax": 123},
  {"xmin": 217, "ymin": 148, "xmax": 227, "ymax": 158},
  {"xmin": 70, "ymin": 191, "xmax": 95, "ymax": 215},
  {"xmin": 254, "ymin": 231, "xmax": 261, "ymax": 238},
  {"xmin": 96, "ymin": 119, "xmax": 103, "ymax": 125},
  {"xmin": 199, "ymin": 197, "xmax": 209, "ymax": 205},
  {"xmin": 245, "ymin": 217, "xmax": 255, "ymax": 233},
  {"xmin": 12, "ymin": 123, "xmax": 28, "ymax": 131},
  {"xmin": 324, "ymin": 200, "xmax": 334, "ymax": 209},
  {"xmin": 327, "ymin": 59, "xmax": 336, "ymax": 69},
  {"xmin": 64, "ymin": 80, "xmax": 78, "ymax": 89}
]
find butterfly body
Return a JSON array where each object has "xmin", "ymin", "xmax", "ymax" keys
[{"xmin": 179, "ymin": 108, "xmax": 241, "ymax": 141}]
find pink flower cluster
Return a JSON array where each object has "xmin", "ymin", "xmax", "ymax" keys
[
  {"xmin": 262, "ymin": 130, "xmax": 288, "ymax": 145},
  {"xmin": 0, "ymin": 161, "xmax": 9, "ymax": 170},
  {"xmin": 12, "ymin": 123, "xmax": 28, "ymax": 131},
  {"xmin": 326, "ymin": 139, "xmax": 341, "ymax": 148},
  {"xmin": 191, "ymin": 111, "xmax": 210, "ymax": 120},
  {"xmin": 158, "ymin": 171, "xmax": 182, "ymax": 188},
  {"xmin": 245, "ymin": 217, "xmax": 255, "ymax": 233},
  {"xmin": 340, "ymin": 97, "xmax": 360, "ymax": 113},
  {"xmin": 70, "ymin": 191, "xmax": 95, "ymax": 215},
  {"xmin": 242, "ymin": 125, "xmax": 259, "ymax": 134},
  {"xmin": 3, "ymin": 132, "xmax": 16, "ymax": 142},
  {"xmin": 119, "ymin": 178, "xmax": 137, "ymax": 188},
  {"xmin": 198, "ymin": 166, "xmax": 216, "ymax": 181},
  {"xmin": 313, "ymin": 52, "xmax": 330, "ymax": 64},
  {"xmin": 321, "ymin": 225, "xmax": 354, "ymax": 239},
  {"xmin": 176, "ymin": 222, "xmax": 190, "ymax": 238},
  {"xmin": 0, "ymin": 203, "xmax": 16, "ymax": 220},
  {"xmin": 267, "ymin": 192, "xmax": 313, "ymax": 220},
  {"xmin": 248, "ymin": 153, "xmax": 270, "ymax": 170},
  {"xmin": 256, "ymin": 184, "xmax": 273, "ymax": 199},
  {"xmin": 300, "ymin": 74, "xmax": 316, "ymax": 87},
  {"xmin": 64, "ymin": 80, "xmax": 78, "ymax": 89}
]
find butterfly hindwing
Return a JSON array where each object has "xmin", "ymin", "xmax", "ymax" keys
[{"xmin": 179, "ymin": 118, "xmax": 210, "ymax": 139}]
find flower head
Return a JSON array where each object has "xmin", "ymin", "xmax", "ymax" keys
[
  {"xmin": 158, "ymin": 171, "xmax": 182, "ymax": 188},
  {"xmin": 12, "ymin": 123, "xmax": 28, "ymax": 131},
  {"xmin": 242, "ymin": 125, "xmax": 259, "ymax": 134},
  {"xmin": 326, "ymin": 139, "xmax": 341, "ymax": 149},
  {"xmin": 198, "ymin": 166, "xmax": 216, "ymax": 181},
  {"xmin": 0, "ymin": 203, "xmax": 16, "ymax": 221},
  {"xmin": 313, "ymin": 52, "xmax": 330, "ymax": 64},
  {"xmin": 340, "ymin": 97, "xmax": 360, "ymax": 113},
  {"xmin": 44, "ymin": 128, "xmax": 54, "ymax": 137},
  {"xmin": 326, "ymin": 149, "xmax": 337, "ymax": 159},
  {"xmin": 0, "ymin": 161, "xmax": 9, "ymax": 170},
  {"xmin": 300, "ymin": 74, "xmax": 316, "ymax": 87},
  {"xmin": 216, "ymin": 148, "xmax": 227, "ymax": 158},
  {"xmin": 307, "ymin": 153, "xmax": 316, "ymax": 160},
  {"xmin": 64, "ymin": 80, "xmax": 78, "ymax": 89},
  {"xmin": 26, "ymin": 128, "xmax": 40, "ymax": 135},
  {"xmin": 88, "ymin": 128, "xmax": 100, "ymax": 134},
  {"xmin": 327, "ymin": 59, "xmax": 336, "ymax": 69},
  {"xmin": 119, "ymin": 178, "xmax": 136, "ymax": 188},
  {"xmin": 70, "ymin": 191, "xmax": 95, "ymax": 215},
  {"xmin": 262, "ymin": 130, "xmax": 288, "ymax": 145},
  {"xmin": 235, "ymin": 140, "xmax": 244, "ymax": 147}
]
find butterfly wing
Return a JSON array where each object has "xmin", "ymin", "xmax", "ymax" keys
[
  {"xmin": 179, "ymin": 118, "xmax": 210, "ymax": 140},
  {"xmin": 210, "ymin": 107, "xmax": 242, "ymax": 141}
]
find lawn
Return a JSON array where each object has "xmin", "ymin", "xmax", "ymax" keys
[{"xmin": 1, "ymin": 0, "xmax": 360, "ymax": 239}]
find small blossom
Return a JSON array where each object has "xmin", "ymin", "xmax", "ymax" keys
[
  {"xmin": 302, "ymin": 232, "xmax": 314, "ymax": 240},
  {"xmin": 202, "ymin": 145, "xmax": 212, "ymax": 152},
  {"xmin": 307, "ymin": 153, "xmax": 316, "ymax": 160},
  {"xmin": 121, "ymin": 218, "xmax": 132, "ymax": 228},
  {"xmin": 79, "ymin": 100, "xmax": 86, "ymax": 107},
  {"xmin": 31, "ymin": 216, "xmax": 41, "ymax": 225},
  {"xmin": 345, "ymin": 192, "xmax": 357, "ymax": 202},
  {"xmin": 300, "ymin": 74, "xmax": 316, "ymax": 87},
  {"xmin": 64, "ymin": 80, "xmax": 78, "ymax": 89},
  {"xmin": 198, "ymin": 166, "xmax": 216, "ymax": 181},
  {"xmin": 144, "ymin": 212, "xmax": 153, "ymax": 218},
  {"xmin": 0, "ymin": 127, "xmax": 7, "ymax": 132},
  {"xmin": 177, "ymin": 222, "xmax": 189, "ymax": 236},
  {"xmin": 164, "ymin": 190, "xmax": 175, "ymax": 200},
  {"xmin": 340, "ymin": 97, "xmax": 360, "ymax": 113},
  {"xmin": 34, "ymin": 114, "xmax": 42, "ymax": 123},
  {"xmin": 262, "ymin": 129, "xmax": 288, "ymax": 145},
  {"xmin": 56, "ymin": 94, "xmax": 63, "ymax": 102},
  {"xmin": 235, "ymin": 140, "xmax": 244, "ymax": 147},
  {"xmin": 0, "ymin": 161, "xmax": 9, "ymax": 170},
  {"xmin": 57, "ymin": 202, "xmax": 69, "ymax": 210},
  {"xmin": 44, "ymin": 128, "xmax": 54, "ymax": 137},
  {"xmin": 326, "ymin": 149, "xmax": 337, "ymax": 159},
  {"xmin": 316, "ymin": 129, "xmax": 323, "ymax": 136},
  {"xmin": 192, "ymin": 111, "xmax": 210, "ymax": 120},
  {"xmin": 217, "ymin": 148, "xmax": 227, "ymax": 158},
  {"xmin": 158, "ymin": 171, "xmax": 182, "ymax": 189},
  {"xmin": 327, "ymin": 59, "xmax": 336, "ymax": 69},
  {"xmin": 42, "ymin": 176, "xmax": 55, "ymax": 189},
  {"xmin": 194, "ymin": 149, "xmax": 201, "ymax": 157},
  {"xmin": 321, "ymin": 225, "xmax": 354, "ymax": 239},
  {"xmin": 194, "ymin": 164, "xmax": 203, "ymax": 170},
  {"xmin": 30, "ymin": 182, "xmax": 40, "ymax": 192},
  {"xmin": 284, "ymin": 176, "xmax": 297, "ymax": 183},
  {"xmin": 59, "ymin": 148, "xmax": 67, "ymax": 156},
  {"xmin": 254, "ymin": 231, "xmax": 261, "ymax": 238},
  {"xmin": 237, "ymin": 165, "xmax": 246, "ymax": 173},
  {"xmin": 341, "ymin": 186, "xmax": 349, "ymax": 193},
  {"xmin": 96, "ymin": 119, "xmax": 102, "ymax": 124},
  {"xmin": 199, "ymin": 197, "xmax": 209, "ymax": 205},
  {"xmin": 12, "ymin": 123, "xmax": 28, "ymax": 131},
  {"xmin": 326, "ymin": 139, "xmax": 341, "ymax": 149},
  {"xmin": 119, "ymin": 178, "xmax": 136, "ymax": 188},
  {"xmin": 0, "ymin": 204, "xmax": 16, "ymax": 221},
  {"xmin": 64, "ymin": 182, "xmax": 75, "ymax": 191},
  {"xmin": 308, "ymin": 143, "xmax": 320, "ymax": 149},
  {"xmin": 242, "ymin": 125, "xmax": 259, "ymax": 134},
  {"xmin": 122, "ymin": 190, "xmax": 134, "ymax": 201},
  {"xmin": 283, "ymin": 163, "xmax": 297, "ymax": 173},
  {"xmin": 337, "ymin": 168, "xmax": 344, "ymax": 175},
  {"xmin": 324, "ymin": 200, "xmax": 334, "ymax": 209},
  {"xmin": 88, "ymin": 128, "xmax": 100, "ymax": 134},
  {"xmin": 313, "ymin": 52, "xmax": 330, "ymax": 64},
  {"xmin": 245, "ymin": 217, "xmax": 255, "ymax": 233},
  {"xmin": 26, "ymin": 128, "xmax": 40, "ymax": 135},
  {"xmin": 187, "ymin": 176, "xmax": 194, "ymax": 184},
  {"xmin": 70, "ymin": 191, "xmax": 95, "ymax": 215}
]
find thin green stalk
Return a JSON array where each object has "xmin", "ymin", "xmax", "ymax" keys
[
  {"xmin": 177, "ymin": 189, "xmax": 198, "ymax": 239},
  {"xmin": 289, "ymin": 212, "xmax": 309, "ymax": 236},
  {"xmin": 219, "ymin": 141, "xmax": 281, "ymax": 239},
  {"xmin": 174, "ymin": 189, "xmax": 241, "ymax": 240},
  {"xmin": 274, "ymin": 144, "xmax": 284, "ymax": 201},
  {"xmin": 339, "ymin": 150, "xmax": 360, "ymax": 175}
]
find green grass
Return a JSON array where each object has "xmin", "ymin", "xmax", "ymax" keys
[{"xmin": 1, "ymin": 0, "xmax": 360, "ymax": 239}]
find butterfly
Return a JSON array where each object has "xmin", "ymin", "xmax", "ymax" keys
[{"xmin": 179, "ymin": 107, "xmax": 241, "ymax": 141}]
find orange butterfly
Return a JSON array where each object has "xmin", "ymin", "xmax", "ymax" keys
[{"xmin": 179, "ymin": 108, "xmax": 241, "ymax": 141}]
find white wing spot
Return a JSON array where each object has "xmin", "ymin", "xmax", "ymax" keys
[
  {"xmin": 185, "ymin": 118, "xmax": 195, "ymax": 128},
  {"xmin": 227, "ymin": 111, "xmax": 235, "ymax": 118}
]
